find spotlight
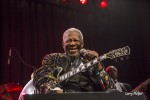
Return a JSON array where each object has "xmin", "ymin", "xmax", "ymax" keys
[
  {"xmin": 79, "ymin": 0, "xmax": 88, "ymax": 5},
  {"xmin": 60, "ymin": 0, "xmax": 67, "ymax": 3},
  {"xmin": 100, "ymin": 1, "xmax": 108, "ymax": 8}
]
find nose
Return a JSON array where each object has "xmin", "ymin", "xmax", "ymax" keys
[{"xmin": 69, "ymin": 41, "xmax": 76, "ymax": 46}]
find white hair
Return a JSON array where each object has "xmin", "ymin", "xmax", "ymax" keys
[{"xmin": 63, "ymin": 28, "xmax": 83, "ymax": 41}]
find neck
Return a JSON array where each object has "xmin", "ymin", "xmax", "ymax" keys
[
  {"xmin": 71, "ymin": 56, "xmax": 78, "ymax": 62},
  {"xmin": 67, "ymin": 54, "xmax": 80, "ymax": 62}
]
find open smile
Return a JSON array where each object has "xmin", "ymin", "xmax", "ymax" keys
[{"xmin": 69, "ymin": 49, "xmax": 78, "ymax": 54}]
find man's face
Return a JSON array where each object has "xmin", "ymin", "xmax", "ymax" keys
[{"xmin": 62, "ymin": 31, "xmax": 84, "ymax": 58}]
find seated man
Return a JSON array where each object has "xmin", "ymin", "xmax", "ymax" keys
[
  {"xmin": 106, "ymin": 66, "xmax": 132, "ymax": 92},
  {"xmin": 33, "ymin": 28, "xmax": 116, "ymax": 93}
]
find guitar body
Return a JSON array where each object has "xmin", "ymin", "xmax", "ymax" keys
[
  {"xmin": 53, "ymin": 67, "xmax": 63, "ymax": 79},
  {"xmin": 18, "ymin": 79, "xmax": 35, "ymax": 100}
]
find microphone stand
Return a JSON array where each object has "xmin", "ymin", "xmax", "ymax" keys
[{"xmin": 9, "ymin": 47, "xmax": 37, "ymax": 70}]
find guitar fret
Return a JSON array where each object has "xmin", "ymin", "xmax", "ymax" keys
[
  {"xmin": 86, "ymin": 63, "xmax": 91, "ymax": 67},
  {"xmin": 93, "ymin": 59, "xmax": 97, "ymax": 64},
  {"xmin": 69, "ymin": 71, "xmax": 73, "ymax": 76},
  {"xmin": 76, "ymin": 68, "xmax": 79, "ymax": 73},
  {"xmin": 80, "ymin": 65, "xmax": 85, "ymax": 70},
  {"xmin": 79, "ymin": 67, "xmax": 82, "ymax": 71},
  {"xmin": 73, "ymin": 70, "xmax": 76, "ymax": 75},
  {"xmin": 65, "ymin": 74, "xmax": 67, "ymax": 79},
  {"xmin": 84, "ymin": 64, "xmax": 88, "ymax": 68}
]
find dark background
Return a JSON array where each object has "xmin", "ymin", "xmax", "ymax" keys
[{"xmin": 0, "ymin": 0, "xmax": 150, "ymax": 96}]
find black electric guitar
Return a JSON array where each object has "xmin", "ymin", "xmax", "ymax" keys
[{"xmin": 48, "ymin": 46, "xmax": 131, "ymax": 89}]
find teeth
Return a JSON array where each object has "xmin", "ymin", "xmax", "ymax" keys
[
  {"xmin": 69, "ymin": 49, "xmax": 77, "ymax": 53},
  {"xmin": 70, "ymin": 50, "xmax": 76, "ymax": 52}
]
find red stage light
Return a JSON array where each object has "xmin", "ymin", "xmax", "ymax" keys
[
  {"xmin": 79, "ymin": 0, "xmax": 88, "ymax": 5},
  {"xmin": 100, "ymin": 1, "xmax": 108, "ymax": 8},
  {"xmin": 60, "ymin": 0, "xmax": 67, "ymax": 3}
]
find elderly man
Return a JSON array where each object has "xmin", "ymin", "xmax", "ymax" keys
[{"xmin": 33, "ymin": 28, "xmax": 115, "ymax": 93}]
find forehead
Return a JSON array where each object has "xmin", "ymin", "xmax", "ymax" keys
[{"xmin": 63, "ymin": 31, "xmax": 82, "ymax": 40}]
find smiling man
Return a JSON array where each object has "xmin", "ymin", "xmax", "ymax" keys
[
  {"xmin": 33, "ymin": 28, "xmax": 115, "ymax": 93},
  {"xmin": 62, "ymin": 28, "xmax": 84, "ymax": 59}
]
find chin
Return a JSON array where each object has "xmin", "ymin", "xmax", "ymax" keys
[{"xmin": 69, "ymin": 53, "xmax": 79, "ymax": 57}]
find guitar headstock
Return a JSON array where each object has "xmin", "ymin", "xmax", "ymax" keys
[{"xmin": 105, "ymin": 46, "xmax": 130, "ymax": 59}]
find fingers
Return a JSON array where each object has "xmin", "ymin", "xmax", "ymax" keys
[{"xmin": 84, "ymin": 50, "xmax": 99, "ymax": 61}]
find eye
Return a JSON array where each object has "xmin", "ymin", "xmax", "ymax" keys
[
  {"xmin": 65, "ymin": 39, "xmax": 72, "ymax": 43},
  {"xmin": 74, "ymin": 40, "xmax": 79, "ymax": 42},
  {"xmin": 74, "ymin": 39, "xmax": 80, "ymax": 42}
]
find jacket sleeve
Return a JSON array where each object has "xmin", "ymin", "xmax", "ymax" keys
[
  {"xmin": 96, "ymin": 68, "xmax": 116, "ymax": 91},
  {"xmin": 33, "ymin": 53, "xmax": 63, "ymax": 93}
]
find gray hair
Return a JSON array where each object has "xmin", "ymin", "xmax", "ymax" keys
[{"xmin": 63, "ymin": 28, "xmax": 83, "ymax": 41}]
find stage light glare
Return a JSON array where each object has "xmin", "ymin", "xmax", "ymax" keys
[
  {"xmin": 60, "ymin": 0, "xmax": 67, "ymax": 3},
  {"xmin": 79, "ymin": 0, "xmax": 88, "ymax": 5},
  {"xmin": 100, "ymin": 1, "xmax": 108, "ymax": 8}
]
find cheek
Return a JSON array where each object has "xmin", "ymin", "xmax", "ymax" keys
[
  {"xmin": 77, "ymin": 42, "xmax": 83, "ymax": 47},
  {"xmin": 63, "ymin": 43, "xmax": 69, "ymax": 50}
]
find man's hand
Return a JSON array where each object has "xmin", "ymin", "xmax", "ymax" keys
[
  {"xmin": 83, "ymin": 49, "xmax": 99, "ymax": 61},
  {"xmin": 51, "ymin": 87, "xmax": 63, "ymax": 93},
  {"xmin": 83, "ymin": 49, "xmax": 103, "ymax": 70}
]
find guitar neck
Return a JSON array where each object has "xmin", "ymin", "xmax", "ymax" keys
[
  {"xmin": 131, "ymin": 78, "xmax": 150, "ymax": 92},
  {"xmin": 57, "ymin": 46, "xmax": 130, "ymax": 83},
  {"xmin": 57, "ymin": 55, "xmax": 106, "ymax": 82}
]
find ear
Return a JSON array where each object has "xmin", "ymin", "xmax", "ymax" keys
[{"xmin": 81, "ymin": 41, "xmax": 84, "ymax": 48}]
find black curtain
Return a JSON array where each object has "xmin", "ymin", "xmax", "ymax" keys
[{"xmin": 0, "ymin": 0, "xmax": 150, "ymax": 94}]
